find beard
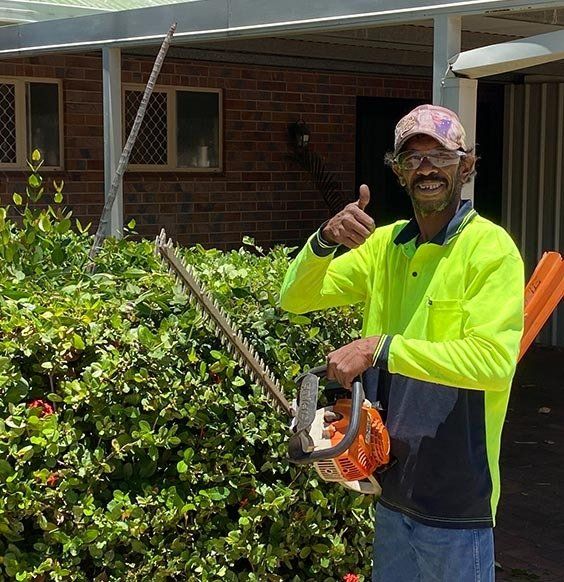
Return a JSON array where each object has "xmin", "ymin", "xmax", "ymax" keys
[{"xmin": 405, "ymin": 167, "xmax": 464, "ymax": 216}]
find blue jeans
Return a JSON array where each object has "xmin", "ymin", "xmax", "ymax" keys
[{"xmin": 372, "ymin": 503, "xmax": 495, "ymax": 582}]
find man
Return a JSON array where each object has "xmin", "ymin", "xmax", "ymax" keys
[{"xmin": 279, "ymin": 104, "xmax": 524, "ymax": 581}]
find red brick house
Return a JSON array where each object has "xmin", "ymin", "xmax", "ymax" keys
[{"xmin": 0, "ymin": 0, "xmax": 563, "ymax": 342}]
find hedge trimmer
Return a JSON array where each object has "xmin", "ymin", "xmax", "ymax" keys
[{"xmin": 155, "ymin": 230, "xmax": 392, "ymax": 494}]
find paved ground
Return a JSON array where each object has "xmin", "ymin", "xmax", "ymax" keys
[{"xmin": 495, "ymin": 346, "xmax": 564, "ymax": 581}]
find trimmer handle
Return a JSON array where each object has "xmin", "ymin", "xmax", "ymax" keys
[{"xmin": 288, "ymin": 365, "xmax": 365, "ymax": 464}]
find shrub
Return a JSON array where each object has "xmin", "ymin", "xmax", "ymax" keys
[{"xmin": 0, "ymin": 158, "xmax": 373, "ymax": 581}]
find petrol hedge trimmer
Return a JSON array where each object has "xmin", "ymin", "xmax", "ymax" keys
[{"xmin": 155, "ymin": 230, "xmax": 391, "ymax": 495}]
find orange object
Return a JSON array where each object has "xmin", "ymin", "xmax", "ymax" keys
[
  {"xmin": 315, "ymin": 399, "xmax": 390, "ymax": 484},
  {"xmin": 519, "ymin": 252, "xmax": 564, "ymax": 360}
]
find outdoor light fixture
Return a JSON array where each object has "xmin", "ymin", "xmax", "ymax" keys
[{"xmin": 289, "ymin": 119, "xmax": 310, "ymax": 148}]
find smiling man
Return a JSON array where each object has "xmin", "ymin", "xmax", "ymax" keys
[{"xmin": 279, "ymin": 105, "xmax": 524, "ymax": 581}]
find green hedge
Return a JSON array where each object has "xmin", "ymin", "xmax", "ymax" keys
[{"xmin": 0, "ymin": 159, "xmax": 373, "ymax": 581}]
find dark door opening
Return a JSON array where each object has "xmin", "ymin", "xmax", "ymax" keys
[{"xmin": 355, "ymin": 86, "xmax": 504, "ymax": 227}]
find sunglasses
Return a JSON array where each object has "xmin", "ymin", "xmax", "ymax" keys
[{"xmin": 394, "ymin": 149, "xmax": 465, "ymax": 171}]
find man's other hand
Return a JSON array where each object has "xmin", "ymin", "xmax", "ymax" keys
[
  {"xmin": 321, "ymin": 184, "xmax": 375, "ymax": 248},
  {"xmin": 326, "ymin": 336, "xmax": 381, "ymax": 389}
]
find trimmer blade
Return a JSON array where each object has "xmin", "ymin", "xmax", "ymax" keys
[{"xmin": 155, "ymin": 230, "xmax": 292, "ymax": 416}]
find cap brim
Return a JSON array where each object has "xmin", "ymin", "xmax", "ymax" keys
[{"xmin": 394, "ymin": 130, "xmax": 461, "ymax": 154}]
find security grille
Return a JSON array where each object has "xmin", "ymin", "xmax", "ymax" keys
[
  {"xmin": 0, "ymin": 83, "xmax": 17, "ymax": 164},
  {"xmin": 125, "ymin": 89, "xmax": 168, "ymax": 166}
]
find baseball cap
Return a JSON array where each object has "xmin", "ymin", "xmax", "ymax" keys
[{"xmin": 394, "ymin": 104, "xmax": 468, "ymax": 154}]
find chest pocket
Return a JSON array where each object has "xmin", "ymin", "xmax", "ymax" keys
[{"xmin": 426, "ymin": 298, "xmax": 464, "ymax": 342}]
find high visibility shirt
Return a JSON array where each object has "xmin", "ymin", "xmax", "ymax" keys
[{"xmin": 279, "ymin": 201, "xmax": 524, "ymax": 528}]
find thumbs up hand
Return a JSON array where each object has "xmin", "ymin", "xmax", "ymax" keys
[{"xmin": 321, "ymin": 184, "xmax": 375, "ymax": 248}]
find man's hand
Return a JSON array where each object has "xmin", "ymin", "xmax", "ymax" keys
[
  {"xmin": 321, "ymin": 184, "xmax": 375, "ymax": 248},
  {"xmin": 326, "ymin": 336, "xmax": 381, "ymax": 389}
]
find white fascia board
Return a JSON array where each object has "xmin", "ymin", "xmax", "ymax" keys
[
  {"xmin": 451, "ymin": 28, "xmax": 564, "ymax": 78},
  {"xmin": 1, "ymin": 0, "xmax": 564, "ymax": 56}
]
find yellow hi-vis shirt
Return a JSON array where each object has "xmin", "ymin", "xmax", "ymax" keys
[{"xmin": 280, "ymin": 201, "xmax": 524, "ymax": 528}]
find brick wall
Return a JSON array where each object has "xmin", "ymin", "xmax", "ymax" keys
[{"xmin": 0, "ymin": 53, "xmax": 430, "ymax": 249}]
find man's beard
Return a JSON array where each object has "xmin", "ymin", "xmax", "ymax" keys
[{"xmin": 405, "ymin": 168, "xmax": 463, "ymax": 216}]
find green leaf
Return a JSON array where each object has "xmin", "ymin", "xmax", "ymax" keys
[
  {"xmin": 138, "ymin": 325, "xmax": 154, "ymax": 347},
  {"xmin": 72, "ymin": 333, "xmax": 85, "ymax": 350},
  {"xmin": 28, "ymin": 173, "xmax": 42, "ymax": 188},
  {"xmin": 312, "ymin": 543, "xmax": 329, "ymax": 554},
  {"xmin": 52, "ymin": 245, "xmax": 64, "ymax": 265},
  {"xmin": 138, "ymin": 420, "xmax": 151, "ymax": 433},
  {"xmin": 56, "ymin": 218, "xmax": 71, "ymax": 234},
  {"xmin": 84, "ymin": 529, "xmax": 100, "ymax": 542},
  {"xmin": 38, "ymin": 213, "xmax": 51, "ymax": 233},
  {"xmin": 12, "ymin": 192, "xmax": 23, "ymax": 205},
  {"xmin": 0, "ymin": 460, "xmax": 14, "ymax": 478}
]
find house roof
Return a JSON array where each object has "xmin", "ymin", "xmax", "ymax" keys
[
  {"xmin": 0, "ymin": 0, "xmax": 563, "ymax": 71},
  {"xmin": 1, "ymin": 0, "xmax": 564, "ymax": 58}
]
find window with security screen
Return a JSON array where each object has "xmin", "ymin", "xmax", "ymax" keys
[
  {"xmin": 0, "ymin": 83, "xmax": 17, "ymax": 165},
  {"xmin": 0, "ymin": 78, "xmax": 63, "ymax": 170},
  {"xmin": 124, "ymin": 84, "xmax": 222, "ymax": 172}
]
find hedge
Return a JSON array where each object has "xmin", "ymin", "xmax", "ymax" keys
[{"xmin": 0, "ymin": 156, "xmax": 374, "ymax": 581}]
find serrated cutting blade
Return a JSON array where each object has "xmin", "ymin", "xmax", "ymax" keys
[{"xmin": 155, "ymin": 229, "xmax": 292, "ymax": 416}]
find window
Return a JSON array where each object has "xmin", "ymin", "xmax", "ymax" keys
[
  {"xmin": 124, "ymin": 84, "xmax": 222, "ymax": 172},
  {"xmin": 0, "ymin": 78, "xmax": 63, "ymax": 170}
]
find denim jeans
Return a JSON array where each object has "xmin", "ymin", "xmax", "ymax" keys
[{"xmin": 372, "ymin": 503, "xmax": 495, "ymax": 582}]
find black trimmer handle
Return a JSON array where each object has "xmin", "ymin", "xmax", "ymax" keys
[{"xmin": 288, "ymin": 365, "xmax": 365, "ymax": 465}]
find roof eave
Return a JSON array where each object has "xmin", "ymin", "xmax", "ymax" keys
[{"xmin": 1, "ymin": 0, "xmax": 564, "ymax": 57}]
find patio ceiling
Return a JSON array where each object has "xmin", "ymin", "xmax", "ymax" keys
[
  {"xmin": 1, "ymin": 0, "xmax": 564, "ymax": 57},
  {"xmin": 0, "ymin": 0, "xmax": 191, "ymax": 26},
  {"xmin": 122, "ymin": 13, "xmax": 564, "ymax": 81}
]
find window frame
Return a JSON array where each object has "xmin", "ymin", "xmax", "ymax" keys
[
  {"xmin": 123, "ymin": 83, "xmax": 223, "ymax": 173},
  {"xmin": 0, "ymin": 76, "xmax": 64, "ymax": 171}
]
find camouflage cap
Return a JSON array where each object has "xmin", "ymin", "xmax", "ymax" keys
[{"xmin": 394, "ymin": 104, "xmax": 468, "ymax": 154}]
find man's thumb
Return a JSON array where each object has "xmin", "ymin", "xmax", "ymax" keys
[{"xmin": 357, "ymin": 184, "xmax": 370, "ymax": 210}]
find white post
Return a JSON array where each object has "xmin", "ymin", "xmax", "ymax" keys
[
  {"xmin": 102, "ymin": 47, "xmax": 123, "ymax": 238},
  {"xmin": 433, "ymin": 15, "xmax": 477, "ymax": 203},
  {"xmin": 433, "ymin": 15, "xmax": 461, "ymax": 105},
  {"xmin": 441, "ymin": 78, "xmax": 478, "ymax": 202}
]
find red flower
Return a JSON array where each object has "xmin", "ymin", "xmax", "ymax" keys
[
  {"xmin": 343, "ymin": 575, "xmax": 359, "ymax": 582},
  {"xmin": 46, "ymin": 473, "xmax": 59, "ymax": 487},
  {"xmin": 28, "ymin": 399, "xmax": 54, "ymax": 417}
]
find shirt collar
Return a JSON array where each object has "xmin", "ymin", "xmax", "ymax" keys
[{"xmin": 393, "ymin": 199, "xmax": 477, "ymax": 246}]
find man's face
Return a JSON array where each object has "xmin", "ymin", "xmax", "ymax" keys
[{"xmin": 393, "ymin": 135, "xmax": 470, "ymax": 216}]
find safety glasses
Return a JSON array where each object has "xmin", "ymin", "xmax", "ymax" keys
[{"xmin": 394, "ymin": 149, "xmax": 465, "ymax": 171}]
